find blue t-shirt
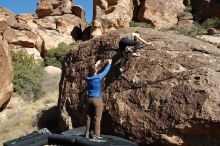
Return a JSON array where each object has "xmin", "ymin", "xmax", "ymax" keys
[{"xmin": 86, "ymin": 64, "xmax": 111, "ymax": 98}]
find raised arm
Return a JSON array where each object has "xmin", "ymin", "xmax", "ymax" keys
[
  {"xmin": 132, "ymin": 33, "xmax": 152, "ymax": 45},
  {"xmin": 98, "ymin": 59, "xmax": 112, "ymax": 79},
  {"xmin": 95, "ymin": 60, "xmax": 101, "ymax": 67}
]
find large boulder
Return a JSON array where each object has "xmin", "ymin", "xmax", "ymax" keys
[
  {"xmin": 137, "ymin": 0, "xmax": 185, "ymax": 29},
  {"xmin": 0, "ymin": 40, "xmax": 13, "ymax": 110},
  {"xmin": 71, "ymin": 5, "xmax": 87, "ymax": 25},
  {"xmin": 56, "ymin": 14, "xmax": 83, "ymax": 35},
  {"xmin": 0, "ymin": 7, "xmax": 16, "ymax": 34},
  {"xmin": 0, "ymin": 7, "xmax": 16, "ymax": 25},
  {"xmin": 36, "ymin": 0, "xmax": 73, "ymax": 18},
  {"xmin": 91, "ymin": 0, "xmax": 134, "ymax": 37},
  {"xmin": 3, "ymin": 27, "xmax": 41, "ymax": 49},
  {"xmin": 16, "ymin": 14, "xmax": 39, "ymax": 30},
  {"xmin": 192, "ymin": 0, "xmax": 220, "ymax": 20},
  {"xmin": 58, "ymin": 28, "xmax": 220, "ymax": 146},
  {"xmin": 33, "ymin": 17, "xmax": 57, "ymax": 30},
  {"xmin": 91, "ymin": 0, "xmax": 185, "ymax": 37},
  {"xmin": 34, "ymin": 29, "xmax": 73, "ymax": 52}
]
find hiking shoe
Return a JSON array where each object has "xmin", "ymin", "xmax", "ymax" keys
[
  {"xmin": 85, "ymin": 131, "xmax": 89, "ymax": 138},
  {"xmin": 132, "ymin": 53, "xmax": 140, "ymax": 57},
  {"xmin": 93, "ymin": 135, "xmax": 103, "ymax": 139}
]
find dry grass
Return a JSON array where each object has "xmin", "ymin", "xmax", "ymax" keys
[
  {"xmin": 0, "ymin": 93, "xmax": 58, "ymax": 145},
  {"xmin": 0, "ymin": 67, "xmax": 60, "ymax": 145}
]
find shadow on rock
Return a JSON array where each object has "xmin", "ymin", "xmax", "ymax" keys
[{"xmin": 36, "ymin": 106, "xmax": 60, "ymax": 133}]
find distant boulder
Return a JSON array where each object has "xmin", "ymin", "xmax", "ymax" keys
[
  {"xmin": 137, "ymin": 0, "xmax": 185, "ymax": 29},
  {"xmin": 36, "ymin": 0, "xmax": 73, "ymax": 18}
]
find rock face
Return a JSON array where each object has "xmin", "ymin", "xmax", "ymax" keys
[
  {"xmin": 36, "ymin": 0, "xmax": 73, "ymax": 18},
  {"xmin": 91, "ymin": 0, "xmax": 134, "ymax": 37},
  {"xmin": 0, "ymin": 40, "xmax": 13, "ymax": 110},
  {"xmin": 137, "ymin": 0, "xmax": 185, "ymax": 29},
  {"xmin": 177, "ymin": 11, "xmax": 194, "ymax": 27},
  {"xmin": 0, "ymin": 1, "xmax": 87, "ymax": 58},
  {"xmin": 192, "ymin": 0, "xmax": 220, "ymax": 20},
  {"xmin": 91, "ymin": 0, "xmax": 185, "ymax": 37},
  {"xmin": 58, "ymin": 28, "xmax": 220, "ymax": 146}
]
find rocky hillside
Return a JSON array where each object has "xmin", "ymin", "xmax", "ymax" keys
[
  {"xmin": 0, "ymin": 0, "xmax": 87, "ymax": 109},
  {"xmin": 0, "ymin": 0, "xmax": 87, "ymax": 59},
  {"xmin": 92, "ymin": 0, "xmax": 185, "ymax": 37},
  {"xmin": 92, "ymin": 0, "xmax": 220, "ymax": 37},
  {"xmin": 58, "ymin": 27, "xmax": 220, "ymax": 146}
]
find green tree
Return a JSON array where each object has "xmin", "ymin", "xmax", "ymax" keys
[
  {"xmin": 12, "ymin": 51, "xmax": 44, "ymax": 101},
  {"xmin": 44, "ymin": 42, "xmax": 80, "ymax": 68}
]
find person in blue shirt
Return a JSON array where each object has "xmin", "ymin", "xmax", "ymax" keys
[{"xmin": 85, "ymin": 59, "xmax": 112, "ymax": 139}]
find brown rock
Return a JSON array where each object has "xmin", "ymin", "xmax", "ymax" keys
[
  {"xmin": 0, "ymin": 40, "xmax": 13, "ymax": 110},
  {"xmin": 72, "ymin": 5, "xmax": 86, "ymax": 23},
  {"xmin": 0, "ymin": 17, "xmax": 8, "ymax": 34},
  {"xmin": 4, "ymin": 28, "xmax": 35, "ymax": 48},
  {"xmin": 16, "ymin": 14, "xmax": 36, "ymax": 22},
  {"xmin": 24, "ymin": 48, "xmax": 42, "ymax": 60},
  {"xmin": 192, "ymin": 0, "xmax": 220, "ymax": 20},
  {"xmin": 58, "ymin": 28, "xmax": 220, "ymax": 145},
  {"xmin": 3, "ymin": 27, "xmax": 17, "ymax": 43},
  {"xmin": 3, "ymin": 27, "xmax": 40, "ymax": 48},
  {"xmin": 11, "ymin": 22, "xmax": 31, "ymax": 31},
  {"xmin": 36, "ymin": 0, "xmax": 73, "ymax": 18},
  {"xmin": 62, "ymin": 0, "xmax": 73, "ymax": 14},
  {"xmin": 0, "ymin": 7, "xmax": 16, "ymax": 33},
  {"xmin": 177, "ymin": 20, "xmax": 194, "ymax": 28},
  {"xmin": 56, "ymin": 14, "xmax": 83, "ymax": 35},
  {"xmin": 137, "ymin": 0, "xmax": 185, "ymax": 29},
  {"xmin": 16, "ymin": 14, "xmax": 39, "ymax": 30},
  {"xmin": 91, "ymin": 0, "xmax": 134, "ymax": 37},
  {"xmin": 178, "ymin": 12, "xmax": 193, "ymax": 21},
  {"xmin": 0, "ymin": 7, "xmax": 16, "ymax": 26},
  {"xmin": 35, "ymin": 29, "xmax": 73, "ymax": 52},
  {"xmin": 25, "ymin": 30, "xmax": 44, "ymax": 52},
  {"xmin": 207, "ymin": 28, "xmax": 219, "ymax": 35},
  {"xmin": 33, "ymin": 17, "xmax": 57, "ymax": 30},
  {"xmin": 36, "ymin": 0, "xmax": 54, "ymax": 18}
]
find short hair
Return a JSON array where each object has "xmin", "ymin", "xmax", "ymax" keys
[
  {"xmin": 88, "ymin": 65, "xmax": 96, "ymax": 76},
  {"xmin": 135, "ymin": 31, "xmax": 140, "ymax": 34},
  {"xmin": 88, "ymin": 64, "xmax": 101, "ymax": 76}
]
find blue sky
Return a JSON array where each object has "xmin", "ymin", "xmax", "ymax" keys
[{"xmin": 0, "ymin": 0, "xmax": 93, "ymax": 22}]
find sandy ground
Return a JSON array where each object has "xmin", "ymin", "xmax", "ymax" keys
[{"xmin": 0, "ymin": 66, "xmax": 61, "ymax": 146}]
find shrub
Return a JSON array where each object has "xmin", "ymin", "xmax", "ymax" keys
[
  {"xmin": 129, "ymin": 21, "xmax": 154, "ymax": 28},
  {"xmin": 176, "ymin": 25, "xmax": 204, "ymax": 37},
  {"xmin": 44, "ymin": 42, "xmax": 81, "ymax": 68},
  {"xmin": 202, "ymin": 17, "xmax": 220, "ymax": 29},
  {"xmin": 12, "ymin": 51, "xmax": 44, "ymax": 101}
]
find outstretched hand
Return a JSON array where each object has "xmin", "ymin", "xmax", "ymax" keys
[
  {"xmin": 146, "ymin": 42, "xmax": 153, "ymax": 45},
  {"xmin": 95, "ymin": 60, "xmax": 101, "ymax": 67},
  {"xmin": 108, "ymin": 59, "xmax": 112, "ymax": 64}
]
